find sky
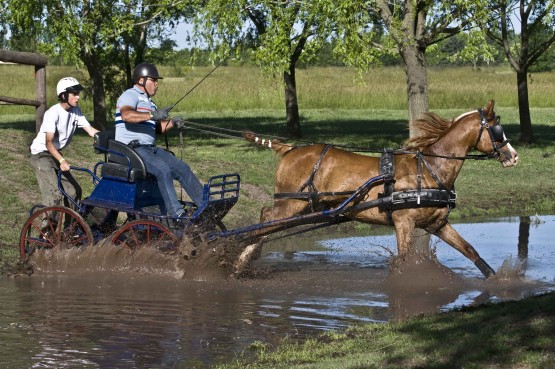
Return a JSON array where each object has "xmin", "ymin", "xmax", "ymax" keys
[{"xmin": 168, "ymin": 22, "xmax": 195, "ymax": 50}]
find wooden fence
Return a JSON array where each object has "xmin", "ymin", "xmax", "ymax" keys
[{"xmin": 0, "ymin": 50, "xmax": 48, "ymax": 132}]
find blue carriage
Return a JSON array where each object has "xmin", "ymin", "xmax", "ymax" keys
[{"xmin": 19, "ymin": 131, "xmax": 240, "ymax": 259}]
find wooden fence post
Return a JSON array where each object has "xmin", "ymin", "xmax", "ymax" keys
[
  {"xmin": 0, "ymin": 50, "xmax": 49, "ymax": 132},
  {"xmin": 35, "ymin": 64, "xmax": 47, "ymax": 132}
]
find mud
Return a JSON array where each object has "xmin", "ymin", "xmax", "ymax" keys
[{"xmin": 25, "ymin": 237, "xmax": 248, "ymax": 281}]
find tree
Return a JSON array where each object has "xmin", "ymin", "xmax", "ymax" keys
[
  {"xmin": 483, "ymin": 0, "xmax": 555, "ymax": 143},
  {"xmin": 3, "ymin": 0, "xmax": 191, "ymax": 129},
  {"xmin": 334, "ymin": 1, "xmax": 492, "ymax": 124},
  {"xmin": 192, "ymin": 0, "xmax": 337, "ymax": 137}
]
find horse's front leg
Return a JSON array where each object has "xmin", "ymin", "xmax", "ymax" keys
[
  {"xmin": 433, "ymin": 222, "xmax": 496, "ymax": 279},
  {"xmin": 393, "ymin": 218, "xmax": 416, "ymax": 256}
]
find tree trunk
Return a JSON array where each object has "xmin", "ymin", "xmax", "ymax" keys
[
  {"xmin": 283, "ymin": 64, "xmax": 301, "ymax": 137},
  {"xmin": 402, "ymin": 45, "xmax": 431, "ymax": 256},
  {"xmin": 124, "ymin": 43, "xmax": 133, "ymax": 88},
  {"xmin": 516, "ymin": 68, "xmax": 534, "ymax": 143},
  {"xmin": 402, "ymin": 47, "xmax": 429, "ymax": 123},
  {"xmin": 83, "ymin": 54, "xmax": 108, "ymax": 130}
]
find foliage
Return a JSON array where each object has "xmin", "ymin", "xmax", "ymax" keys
[
  {"xmin": 190, "ymin": 0, "xmax": 346, "ymax": 136},
  {"xmin": 1, "ymin": 0, "xmax": 194, "ymax": 127},
  {"xmin": 479, "ymin": 0, "xmax": 555, "ymax": 143},
  {"xmin": 484, "ymin": 0, "xmax": 555, "ymax": 72},
  {"xmin": 331, "ymin": 1, "xmax": 492, "ymax": 69}
]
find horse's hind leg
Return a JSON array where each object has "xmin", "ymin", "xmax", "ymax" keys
[
  {"xmin": 231, "ymin": 200, "xmax": 309, "ymax": 278},
  {"xmin": 433, "ymin": 222, "xmax": 496, "ymax": 278}
]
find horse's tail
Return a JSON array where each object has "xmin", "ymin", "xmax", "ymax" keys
[{"xmin": 242, "ymin": 131, "xmax": 295, "ymax": 157}]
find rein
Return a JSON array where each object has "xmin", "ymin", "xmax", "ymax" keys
[{"xmin": 182, "ymin": 121, "xmax": 492, "ymax": 161}]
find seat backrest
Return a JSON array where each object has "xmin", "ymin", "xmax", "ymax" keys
[
  {"xmin": 107, "ymin": 140, "xmax": 148, "ymax": 175},
  {"xmin": 94, "ymin": 130, "xmax": 115, "ymax": 153}
]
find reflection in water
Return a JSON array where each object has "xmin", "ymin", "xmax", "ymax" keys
[
  {"xmin": 518, "ymin": 215, "xmax": 530, "ymax": 261},
  {"xmin": 0, "ymin": 215, "xmax": 553, "ymax": 368}
]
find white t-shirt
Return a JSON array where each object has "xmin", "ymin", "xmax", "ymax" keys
[{"xmin": 30, "ymin": 103, "xmax": 91, "ymax": 155}]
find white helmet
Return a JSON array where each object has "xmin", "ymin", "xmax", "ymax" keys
[{"xmin": 56, "ymin": 77, "xmax": 83, "ymax": 97}]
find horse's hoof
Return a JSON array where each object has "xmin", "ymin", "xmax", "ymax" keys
[{"xmin": 475, "ymin": 257, "xmax": 496, "ymax": 278}]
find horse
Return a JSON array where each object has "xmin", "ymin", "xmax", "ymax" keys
[{"xmin": 240, "ymin": 100, "xmax": 518, "ymax": 279}]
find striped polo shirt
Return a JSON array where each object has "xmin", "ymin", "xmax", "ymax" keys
[{"xmin": 115, "ymin": 86, "xmax": 158, "ymax": 145}]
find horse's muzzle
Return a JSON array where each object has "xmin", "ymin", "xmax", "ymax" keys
[{"xmin": 499, "ymin": 143, "xmax": 519, "ymax": 167}]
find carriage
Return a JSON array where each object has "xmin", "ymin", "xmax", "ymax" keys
[
  {"xmin": 19, "ymin": 101, "xmax": 519, "ymax": 279},
  {"xmin": 18, "ymin": 129, "xmax": 389, "ymax": 275},
  {"xmin": 19, "ymin": 130, "xmax": 241, "ymax": 260}
]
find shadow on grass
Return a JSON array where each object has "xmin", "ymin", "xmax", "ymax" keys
[
  {"xmin": 388, "ymin": 292, "xmax": 555, "ymax": 368},
  {"xmin": 170, "ymin": 115, "xmax": 410, "ymax": 150}
]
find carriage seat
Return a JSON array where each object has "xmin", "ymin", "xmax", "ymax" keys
[{"xmin": 94, "ymin": 131, "xmax": 147, "ymax": 182}]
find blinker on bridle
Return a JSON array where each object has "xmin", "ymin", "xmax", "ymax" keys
[{"xmin": 474, "ymin": 108, "xmax": 509, "ymax": 159}]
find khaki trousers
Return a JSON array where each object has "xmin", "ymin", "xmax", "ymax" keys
[{"xmin": 30, "ymin": 152, "xmax": 82, "ymax": 208}]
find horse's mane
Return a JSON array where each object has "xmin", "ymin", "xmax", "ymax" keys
[{"xmin": 403, "ymin": 112, "xmax": 456, "ymax": 151}]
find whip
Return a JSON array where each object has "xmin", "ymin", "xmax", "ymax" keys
[{"xmin": 167, "ymin": 59, "xmax": 225, "ymax": 113}]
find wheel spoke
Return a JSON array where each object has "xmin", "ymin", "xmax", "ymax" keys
[
  {"xmin": 111, "ymin": 220, "xmax": 177, "ymax": 253},
  {"xmin": 19, "ymin": 206, "xmax": 93, "ymax": 259}
]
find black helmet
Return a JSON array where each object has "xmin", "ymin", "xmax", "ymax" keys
[{"xmin": 132, "ymin": 62, "xmax": 163, "ymax": 83}]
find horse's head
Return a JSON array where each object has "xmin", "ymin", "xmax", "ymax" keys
[{"xmin": 472, "ymin": 100, "xmax": 519, "ymax": 167}]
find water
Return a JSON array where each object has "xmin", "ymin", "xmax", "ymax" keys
[{"xmin": 1, "ymin": 215, "xmax": 554, "ymax": 368}]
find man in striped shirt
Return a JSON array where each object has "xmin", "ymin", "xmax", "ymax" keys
[{"xmin": 115, "ymin": 62, "xmax": 203, "ymax": 218}]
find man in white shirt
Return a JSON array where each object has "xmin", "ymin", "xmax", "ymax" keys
[{"xmin": 29, "ymin": 77, "xmax": 99, "ymax": 207}]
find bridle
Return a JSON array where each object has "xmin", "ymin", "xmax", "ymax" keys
[{"xmin": 474, "ymin": 108, "xmax": 510, "ymax": 159}]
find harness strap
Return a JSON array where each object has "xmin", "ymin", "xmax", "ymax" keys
[
  {"xmin": 274, "ymin": 191, "xmax": 355, "ymax": 200},
  {"xmin": 417, "ymin": 152, "xmax": 449, "ymax": 191},
  {"xmin": 299, "ymin": 145, "xmax": 331, "ymax": 193},
  {"xmin": 378, "ymin": 189, "xmax": 457, "ymax": 211},
  {"xmin": 296, "ymin": 145, "xmax": 332, "ymax": 212},
  {"xmin": 378, "ymin": 150, "xmax": 396, "ymax": 224}
]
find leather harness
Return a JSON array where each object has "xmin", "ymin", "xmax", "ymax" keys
[{"xmin": 273, "ymin": 146, "xmax": 457, "ymax": 223}]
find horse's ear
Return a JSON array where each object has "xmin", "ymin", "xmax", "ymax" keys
[{"xmin": 484, "ymin": 100, "xmax": 495, "ymax": 118}]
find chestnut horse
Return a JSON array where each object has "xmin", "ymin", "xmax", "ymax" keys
[{"xmin": 242, "ymin": 100, "xmax": 518, "ymax": 278}]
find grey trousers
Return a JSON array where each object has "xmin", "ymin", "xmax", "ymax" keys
[{"xmin": 30, "ymin": 152, "xmax": 82, "ymax": 208}]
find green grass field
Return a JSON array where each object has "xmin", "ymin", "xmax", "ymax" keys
[
  {"xmin": 1, "ymin": 64, "xmax": 555, "ymax": 369},
  {"xmin": 3, "ymin": 64, "xmax": 555, "ymax": 114}
]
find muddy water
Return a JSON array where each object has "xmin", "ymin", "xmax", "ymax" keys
[{"xmin": 1, "ymin": 215, "xmax": 554, "ymax": 368}]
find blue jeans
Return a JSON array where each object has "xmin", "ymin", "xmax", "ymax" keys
[{"xmin": 135, "ymin": 146, "xmax": 204, "ymax": 217}]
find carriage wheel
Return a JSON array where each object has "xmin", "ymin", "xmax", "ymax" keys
[
  {"xmin": 19, "ymin": 206, "xmax": 94, "ymax": 259},
  {"xmin": 111, "ymin": 220, "xmax": 178, "ymax": 253}
]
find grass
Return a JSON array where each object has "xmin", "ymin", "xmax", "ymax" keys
[
  {"xmin": 214, "ymin": 292, "xmax": 555, "ymax": 369},
  {"xmin": 1, "ymin": 65, "xmax": 555, "ymax": 369},
  {"xmin": 4, "ymin": 64, "xmax": 555, "ymax": 115}
]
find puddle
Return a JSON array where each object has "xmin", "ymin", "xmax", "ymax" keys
[{"xmin": 0, "ymin": 215, "xmax": 553, "ymax": 368}]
